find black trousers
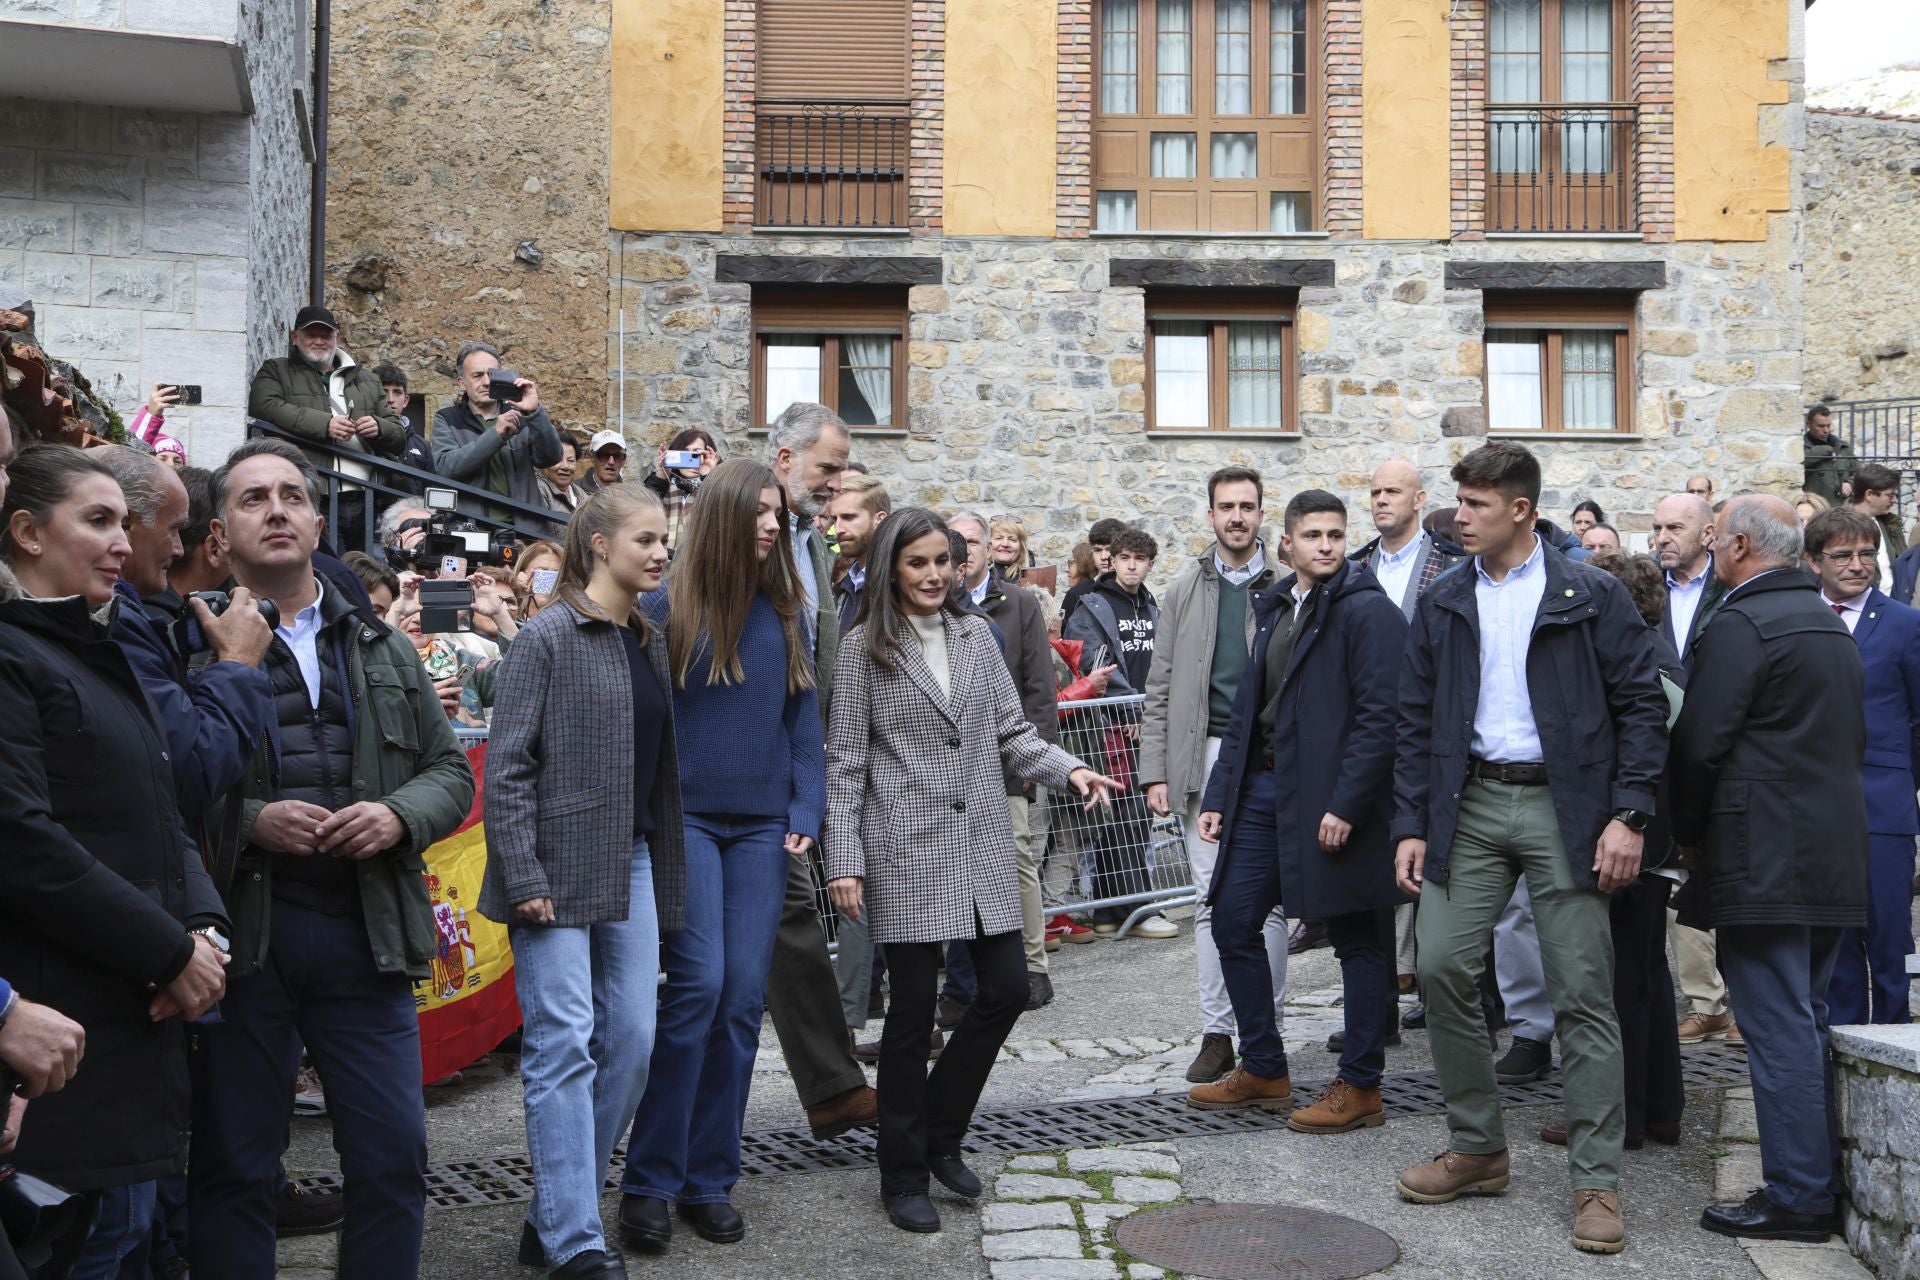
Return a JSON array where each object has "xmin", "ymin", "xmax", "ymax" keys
[
  {"xmin": 1612, "ymin": 876, "xmax": 1684, "ymax": 1134},
  {"xmin": 876, "ymin": 928, "xmax": 1025, "ymax": 1196}
]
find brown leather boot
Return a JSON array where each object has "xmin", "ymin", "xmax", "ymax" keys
[
  {"xmin": 1395, "ymin": 1149, "xmax": 1511, "ymax": 1203},
  {"xmin": 1185, "ymin": 1066, "xmax": 1293, "ymax": 1112},
  {"xmin": 1572, "ymin": 1189, "xmax": 1626, "ymax": 1253},
  {"xmin": 1286, "ymin": 1078, "xmax": 1385, "ymax": 1134},
  {"xmin": 806, "ymin": 1084, "xmax": 878, "ymax": 1140}
]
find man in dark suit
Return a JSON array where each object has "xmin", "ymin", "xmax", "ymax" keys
[
  {"xmin": 1803, "ymin": 506, "xmax": 1920, "ymax": 1024},
  {"xmin": 1673, "ymin": 495, "xmax": 1868, "ymax": 1244}
]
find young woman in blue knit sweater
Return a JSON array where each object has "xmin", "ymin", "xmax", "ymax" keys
[{"xmin": 618, "ymin": 459, "xmax": 825, "ymax": 1251}]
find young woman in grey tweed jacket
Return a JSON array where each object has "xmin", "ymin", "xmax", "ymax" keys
[
  {"xmin": 480, "ymin": 483, "xmax": 683, "ymax": 1279},
  {"xmin": 824, "ymin": 508, "xmax": 1117, "ymax": 1236}
]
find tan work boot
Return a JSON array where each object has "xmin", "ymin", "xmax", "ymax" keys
[
  {"xmin": 1675, "ymin": 1013, "xmax": 1732, "ymax": 1044},
  {"xmin": 1572, "ymin": 1189, "xmax": 1626, "ymax": 1253},
  {"xmin": 1286, "ymin": 1078, "xmax": 1385, "ymax": 1134},
  {"xmin": 1185, "ymin": 1066, "xmax": 1293, "ymax": 1112},
  {"xmin": 1395, "ymin": 1149, "xmax": 1511, "ymax": 1203}
]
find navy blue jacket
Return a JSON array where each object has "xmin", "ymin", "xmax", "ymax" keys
[
  {"xmin": 1202, "ymin": 560, "xmax": 1410, "ymax": 919},
  {"xmin": 1391, "ymin": 541, "xmax": 1670, "ymax": 890},
  {"xmin": 1845, "ymin": 588, "xmax": 1920, "ymax": 836},
  {"xmin": 110, "ymin": 580, "xmax": 274, "ymax": 821},
  {"xmin": 1891, "ymin": 543, "xmax": 1920, "ymax": 608}
]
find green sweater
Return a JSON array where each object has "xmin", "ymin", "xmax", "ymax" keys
[{"xmin": 1207, "ymin": 575, "xmax": 1252, "ymax": 737}]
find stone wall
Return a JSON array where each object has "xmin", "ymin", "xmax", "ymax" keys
[
  {"xmin": 610, "ymin": 225, "xmax": 1804, "ymax": 579},
  {"xmin": 1835, "ymin": 1026, "xmax": 1920, "ymax": 1279},
  {"xmin": 1804, "ymin": 110, "xmax": 1920, "ymax": 404},
  {"xmin": 321, "ymin": 0, "xmax": 613, "ymax": 433},
  {"xmin": 242, "ymin": 0, "xmax": 315, "ymax": 385}
]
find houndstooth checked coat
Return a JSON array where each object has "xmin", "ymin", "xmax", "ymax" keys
[{"xmin": 826, "ymin": 610, "xmax": 1086, "ymax": 945}]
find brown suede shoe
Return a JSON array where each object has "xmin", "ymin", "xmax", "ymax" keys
[
  {"xmin": 1725, "ymin": 1021, "xmax": 1744, "ymax": 1048},
  {"xmin": 1676, "ymin": 1013, "xmax": 1732, "ymax": 1044},
  {"xmin": 1286, "ymin": 1078, "xmax": 1385, "ymax": 1134},
  {"xmin": 1185, "ymin": 1066, "xmax": 1293, "ymax": 1112},
  {"xmin": 806, "ymin": 1084, "xmax": 878, "ymax": 1140},
  {"xmin": 1396, "ymin": 1149, "xmax": 1511, "ymax": 1203},
  {"xmin": 1572, "ymin": 1189, "xmax": 1626, "ymax": 1253}
]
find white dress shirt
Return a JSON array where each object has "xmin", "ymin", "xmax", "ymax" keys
[
  {"xmin": 1470, "ymin": 535, "xmax": 1548, "ymax": 763},
  {"xmin": 1666, "ymin": 557, "xmax": 1711, "ymax": 657},
  {"xmin": 1372, "ymin": 530, "xmax": 1427, "ymax": 609},
  {"xmin": 1216, "ymin": 545, "xmax": 1266, "ymax": 588},
  {"xmin": 1824, "ymin": 590, "xmax": 1866, "ymax": 635},
  {"xmin": 274, "ymin": 576, "xmax": 328, "ymax": 709}
]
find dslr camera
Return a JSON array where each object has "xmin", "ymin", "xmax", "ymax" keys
[
  {"xmin": 390, "ymin": 488, "xmax": 521, "ymax": 632},
  {"xmin": 169, "ymin": 590, "xmax": 281, "ymax": 664}
]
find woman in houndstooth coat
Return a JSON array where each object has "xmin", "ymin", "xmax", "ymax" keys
[{"xmin": 824, "ymin": 508, "xmax": 1116, "ymax": 1236}]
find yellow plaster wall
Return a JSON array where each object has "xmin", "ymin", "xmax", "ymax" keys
[
  {"xmin": 944, "ymin": 0, "xmax": 1058, "ymax": 237},
  {"xmin": 610, "ymin": 0, "xmax": 724, "ymax": 232},
  {"xmin": 1673, "ymin": 0, "xmax": 1793, "ymax": 242},
  {"xmin": 1361, "ymin": 0, "xmax": 1450, "ymax": 240}
]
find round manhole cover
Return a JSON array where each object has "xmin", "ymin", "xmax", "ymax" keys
[{"xmin": 1115, "ymin": 1202, "xmax": 1400, "ymax": 1280}]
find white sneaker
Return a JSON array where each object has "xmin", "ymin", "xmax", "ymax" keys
[
  {"xmin": 1132, "ymin": 915, "xmax": 1179, "ymax": 939},
  {"xmin": 293, "ymin": 1063, "xmax": 328, "ymax": 1116}
]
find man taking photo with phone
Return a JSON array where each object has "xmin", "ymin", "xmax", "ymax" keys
[{"xmin": 430, "ymin": 341, "xmax": 562, "ymax": 525}]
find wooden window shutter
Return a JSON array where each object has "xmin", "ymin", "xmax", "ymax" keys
[
  {"xmin": 758, "ymin": 0, "xmax": 910, "ymax": 102},
  {"xmin": 753, "ymin": 286, "xmax": 908, "ymax": 332},
  {"xmin": 1483, "ymin": 290, "xmax": 1633, "ymax": 328}
]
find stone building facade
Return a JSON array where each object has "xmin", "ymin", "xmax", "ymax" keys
[
  {"xmin": 0, "ymin": 0, "xmax": 314, "ymax": 461},
  {"xmin": 1804, "ymin": 108, "xmax": 1920, "ymax": 405}
]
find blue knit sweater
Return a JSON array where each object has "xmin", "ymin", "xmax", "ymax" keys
[{"xmin": 653, "ymin": 592, "xmax": 825, "ymax": 839}]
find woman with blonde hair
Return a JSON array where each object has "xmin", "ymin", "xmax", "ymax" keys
[
  {"xmin": 481, "ymin": 482, "xmax": 683, "ymax": 1278},
  {"xmin": 618, "ymin": 458, "xmax": 824, "ymax": 1252},
  {"xmin": 1794, "ymin": 491, "xmax": 1831, "ymax": 527},
  {"xmin": 988, "ymin": 517, "xmax": 1029, "ymax": 581}
]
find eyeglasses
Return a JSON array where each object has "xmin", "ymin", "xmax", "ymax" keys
[{"xmin": 1820, "ymin": 550, "xmax": 1876, "ymax": 564}]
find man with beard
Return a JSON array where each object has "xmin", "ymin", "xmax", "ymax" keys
[
  {"xmin": 749, "ymin": 402, "xmax": 883, "ymax": 1144},
  {"xmin": 1140, "ymin": 467, "xmax": 1286, "ymax": 1084},
  {"xmin": 247, "ymin": 305, "xmax": 405, "ymax": 551}
]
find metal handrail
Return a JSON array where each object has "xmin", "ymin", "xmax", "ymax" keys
[
  {"xmin": 246, "ymin": 418, "xmax": 565, "ymax": 550},
  {"xmin": 1484, "ymin": 101, "xmax": 1637, "ymax": 234}
]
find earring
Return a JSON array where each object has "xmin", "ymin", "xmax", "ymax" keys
[{"xmin": 27, "ymin": 545, "xmax": 40, "ymax": 554}]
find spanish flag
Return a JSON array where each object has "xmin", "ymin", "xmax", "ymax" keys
[{"xmin": 413, "ymin": 741, "xmax": 521, "ymax": 1084}]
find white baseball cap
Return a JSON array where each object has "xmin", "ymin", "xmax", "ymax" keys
[{"xmin": 588, "ymin": 430, "xmax": 627, "ymax": 455}]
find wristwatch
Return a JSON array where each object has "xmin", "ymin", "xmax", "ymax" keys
[
  {"xmin": 1611, "ymin": 808, "xmax": 1651, "ymax": 833},
  {"xmin": 190, "ymin": 926, "xmax": 231, "ymax": 955}
]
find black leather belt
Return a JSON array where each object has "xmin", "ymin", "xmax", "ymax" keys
[{"xmin": 1468, "ymin": 759, "xmax": 1549, "ymax": 785}]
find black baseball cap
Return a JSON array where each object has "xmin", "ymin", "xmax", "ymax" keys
[{"xmin": 293, "ymin": 304, "xmax": 337, "ymax": 331}]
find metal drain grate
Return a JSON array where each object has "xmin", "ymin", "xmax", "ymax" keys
[
  {"xmin": 293, "ymin": 1043, "xmax": 1753, "ymax": 1211},
  {"xmin": 1117, "ymin": 1203, "xmax": 1401, "ymax": 1280}
]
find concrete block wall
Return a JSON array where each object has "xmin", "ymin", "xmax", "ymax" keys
[{"xmin": 0, "ymin": 0, "xmax": 241, "ymax": 38}]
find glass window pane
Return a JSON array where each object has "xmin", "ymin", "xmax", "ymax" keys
[
  {"xmin": 1211, "ymin": 132, "xmax": 1257, "ymax": 179},
  {"xmin": 1151, "ymin": 132, "xmax": 1197, "ymax": 179},
  {"xmin": 1156, "ymin": 0, "xmax": 1193, "ymax": 114},
  {"xmin": 1096, "ymin": 191, "xmax": 1138, "ymax": 231},
  {"xmin": 1562, "ymin": 330, "xmax": 1617, "ymax": 430},
  {"xmin": 765, "ymin": 336, "xmax": 822, "ymax": 426},
  {"xmin": 1489, "ymin": 0, "xmax": 1542, "ymax": 104},
  {"xmin": 1486, "ymin": 329, "xmax": 1545, "ymax": 431},
  {"xmin": 1101, "ymin": 0, "xmax": 1139, "ymax": 114},
  {"xmin": 1270, "ymin": 0, "xmax": 1306, "ymax": 114},
  {"xmin": 838, "ymin": 335, "xmax": 893, "ymax": 426},
  {"xmin": 1227, "ymin": 322, "xmax": 1284, "ymax": 429},
  {"xmin": 1215, "ymin": 0, "xmax": 1252, "ymax": 114},
  {"xmin": 1270, "ymin": 191, "xmax": 1308, "ymax": 232},
  {"xmin": 1153, "ymin": 321, "xmax": 1209, "ymax": 429}
]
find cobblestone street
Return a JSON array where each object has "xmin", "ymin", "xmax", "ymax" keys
[{"xmin": 278, "ymin": 909, "xmax": 1872, "ymax": 1279}]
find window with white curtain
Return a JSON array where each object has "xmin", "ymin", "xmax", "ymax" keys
[
  {"xmin": 1097, "ymin": 191, "xmax": 1139, "ymax": 232},
  {"xmin": 1487, "ymin": 330, "xmax": 1545, "ymax": 431},
  {"xmin": 1146, "ymin": 297, "xmax": 1295, "ymax": 432},
  {"xmin": 1214, "ymin": 0, "xmax": 1253, "ymax": 114},
  {"xmin": 1270, "ymin": 191, "xmax": 1308, "ymax": 231},
  {"xmin": 1482, "ymin": 299, "xmax": 1631, "ymax": 433},
  {"xmin": 837, "ymin": 337, "xmax": 894, "ymax": 426},
  {"xmin": 1152, "ymin": 132, "xmax": 1198, "ymax": 179},
  {"xmin": 1156, "ymin": 0, "xmax": 1193, "ymax": 114},
  {"xmin": 1211, "ymin": 132, "xmax": 1257, "ymax": 179},
  {"xmin": 1101, "ymin": 0, "xmax": 1140, "ymax": 114},
  {"xmin": 753, "ymin": 286, "xmax": 908, "ymax": 430},
  {"xmin": 1270, "ymin": 0, "xmax": 1306, "ymax": 114},
  {"xmin": 764, "ymin": 337, "xmax": 822, "ymax": 427},
  {"xmin": 1561, "ymin": 329, "xmax": 1615, "ymax": 430}
]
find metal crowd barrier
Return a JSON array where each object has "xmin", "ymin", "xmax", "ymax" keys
[
  {"xmin": 457, "ymin": 695, "xmax": 1203, "ymax": 953},
  {"xmin": 808, "ymin": 693, "xmax": 1198, "ymax": 949}
]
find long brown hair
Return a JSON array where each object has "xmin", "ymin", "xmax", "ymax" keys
[
  {"xmin": 667, "ymin": 458, "xmax": 813, "ymax": 692},
  {"xmin": 854, "ymin": 506, "xmax": 952, "ymax": 672},
  {"xmin": 556, "ymin": 483, "xmax": 664, "ymax": 638}
]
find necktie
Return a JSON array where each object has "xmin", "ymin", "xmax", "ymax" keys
[{"xmin": 1834, "ymin": 603, "xmax": 1848, "ymax": 618}]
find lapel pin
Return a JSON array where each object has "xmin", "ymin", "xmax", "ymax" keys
[{"xmin": 1563, "ymin": 588, "xmax": 1574, "ymax": 597}]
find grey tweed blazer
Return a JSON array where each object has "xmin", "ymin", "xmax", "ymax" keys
[
  {"xmin": 826, "ymin": 610, "xmax": 1085, "ymax": 945},
  {"xmin": 478, "ymin": 596, "xmax": 687, "ymax": 931}
]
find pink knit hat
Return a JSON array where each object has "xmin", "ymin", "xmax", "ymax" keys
[{"xmin": 153, "ymin": 433, "xmax": 186, "ymax": 464}]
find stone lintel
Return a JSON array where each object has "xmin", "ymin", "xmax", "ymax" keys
[
  {"xmin": 1108, "ymin": 258, "xmax": 1335, "ymax": 289},
  {"xmin": 1443, "ymin": 260, "xmax": 1668, "ymax": 292},
  {"xmin": 715, "ymin": 255, "xmax": 942, "ymax": 286}
]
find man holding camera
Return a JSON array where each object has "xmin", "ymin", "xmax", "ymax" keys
[
  {"xmin": 247, "ymin": 305, "xmax": 406, "ymax": 552},
  {"xmin": 431, "ymin": 341, "xmax": 561, "ymax": 525},
  {"xmin": 189, "ymin": 439, "xmax": 475, "ymax": 1280}
]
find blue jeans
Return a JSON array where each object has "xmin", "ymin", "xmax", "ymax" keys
[
  {"xmin": 514, "ymin": 842, "xmax": 660, "ymax": 1267},
  {"xmin": 70, "ymin": 1181, "xmax": 157, "ymax": 1280},
  {"xmin": 622, "ymin": 814, "xmax": 790, "ymax": 1205},
  {"xmin": 189, "ymin": 901, "xmax": 427, "ymax": 1280}
]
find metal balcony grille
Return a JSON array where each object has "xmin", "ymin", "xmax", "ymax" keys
[
  {"xmin": 1487, "ymin": 103, "xmax": 1637, "ymax": 234},
  {"xmin": 756, "ymin": 103, "xmax": 907, "ymax": 229}
]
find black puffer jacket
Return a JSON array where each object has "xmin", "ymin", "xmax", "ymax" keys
[
  {"xmin": 258, "ymin": 598, "xmax": 361, "ymax": 915},
  {"xmin": 0, "ymin": 566, "xmax": 227, "ymax": 1192}
]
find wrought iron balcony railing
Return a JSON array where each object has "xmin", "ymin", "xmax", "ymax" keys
[
  {"xmin": 1486, "ymin": 103, "xmax": 1637, "ymax": 234},
  {"xmin": 756, "ymin": 102, "xmax": 908, "ymax": 230}
]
